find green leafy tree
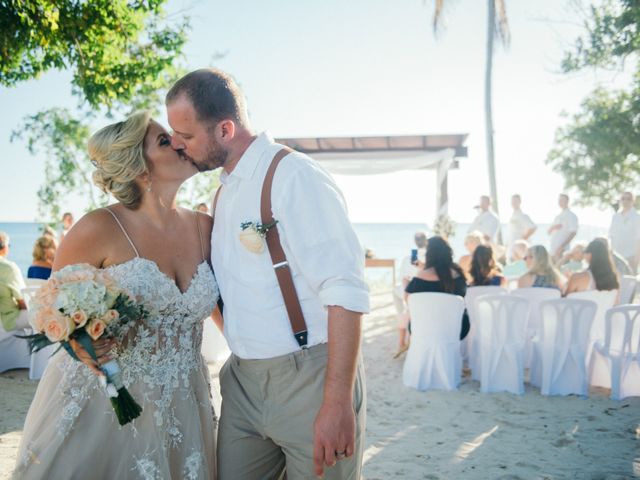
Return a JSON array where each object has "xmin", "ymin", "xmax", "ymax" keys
[
  {"xmin": 1, "ymin": 0, "xmax": 187, "ymax": 108},
  {"xmin": 3, "ymin": 1, "xmax": 220, "ymax": 219},
  {"xmin": 547, "ymin": 0, "xmax": 640, "ymax": 209}
]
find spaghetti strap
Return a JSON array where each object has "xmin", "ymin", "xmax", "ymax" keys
[
  {"xmin": 195, "ymin": 212, "xmax": 206, "ymax": 262},
  {"xmin": 104, "ymin": 207, "xmax": 140, "ymax": 258}
]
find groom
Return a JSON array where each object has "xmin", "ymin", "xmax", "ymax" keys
[{"xmin": 166, "ymin": 69, "xmax": 369, "ymax": 479}]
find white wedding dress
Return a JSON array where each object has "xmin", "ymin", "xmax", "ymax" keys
[{"xmin": 13, "ymin": 255, "xmax": 219, "ymax": 480}]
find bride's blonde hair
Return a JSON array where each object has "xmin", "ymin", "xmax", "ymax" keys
[{"xmin": 89, "ymin": 111, "xmax": 151, "ymax": 210}]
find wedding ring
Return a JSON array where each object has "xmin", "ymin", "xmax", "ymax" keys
[{"xmin": 335, "ymin": 451, "xmax": 346, "ymax": 460}]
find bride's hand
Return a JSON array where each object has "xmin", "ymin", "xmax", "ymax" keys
[{"xmin": 69, "ymin": 337, "xmax": 116, "ymax": 377}]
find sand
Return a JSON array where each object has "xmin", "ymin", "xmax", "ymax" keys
[{"xmin": 1, "ymin": 291, "xmax": 639, "ymax": 479}]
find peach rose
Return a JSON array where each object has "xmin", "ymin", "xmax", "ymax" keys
[
  {"xmin": 239, "ymin": 228, "xmax": 265, "ymax": 253},
  {"xmin": 43, "ymin": 312, "xmax": 75, "ymax": 342},
  {"xmin": 102, "ymin": 309, "xmax": 119, "ymax": 324},
  {"xmin": 35, "ymin": 279, "xmax": 60, "ymax": 307},
  {"xmin": 86, "ymin": 318, "xmax": 106, "ymax": 341},
  {"xmin": 30, "ymin": 306, "xmax": 57, "ymax": 332},
  {"xmin": 71, "ymin": 310, "xmax": 89, "ymax": 328}
]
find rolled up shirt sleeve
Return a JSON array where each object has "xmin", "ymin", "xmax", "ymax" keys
[{"xmin": 273, "ymin": 156, "xmax": 370, "ymax": 314}]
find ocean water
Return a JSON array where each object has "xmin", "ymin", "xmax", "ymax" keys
[{"xmin": 0, "ymin": 221, "xmax": 607, "ymax": 281}]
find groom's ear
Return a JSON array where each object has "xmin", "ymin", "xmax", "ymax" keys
[{"xmin": 217, "ymin": 119, "xmax": 236, "ymax": 142}]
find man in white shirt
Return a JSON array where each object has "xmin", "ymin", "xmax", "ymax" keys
[
  {"xmin": 609, "ymin": 191, "xmax": 640, "ymax": 273},
  {"xmin": 469, "ymin": 195, "xmax": 500, "ymax": 243},
  {"xmin": 166, "ymin": 69, "xmax": 369, "ymax": 480},
  {"xmin": 548, "ymin": 193, "xmax": 579, "ymax": 262},
  {"xmin": 509, "ymin": 194, "xmax": 536, "ymax": 245}
]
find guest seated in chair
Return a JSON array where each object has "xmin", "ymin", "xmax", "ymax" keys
[
  {"xmin": 459, "ymin": 230, "xmax": 485, "ymax": 280},
  {"xmin": 0, "ymin": 231, "xmax": 29, "ymax": 331},
  {"xmin": 27, "ymin": 235, "xmax": 57, "ymax": 280},
  {"xmin": 469, "ymin": 245, "xmax": 506, "ymax": 287},
  {"xmin": 518, "ymin": 245, "xmax": 565, "ymax": 290},
  {"xmin": 558, "ymin": 242, "xmax": 587, "ymax": 277},
  {"xmin": 392, "ymin": 231, "xmax": 427, "ymax": 357},
  {"xmin": 503, "ymin": 239, "xmax": 529, "ymax": 279},
  {"xmin": 405, "ymin": 236, "xmax": 469, "ymax": 340},
  {"xmin": 564, "ymin": 239, "xmax": 619, "ymax": 295}
]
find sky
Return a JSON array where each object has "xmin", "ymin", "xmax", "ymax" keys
[{"xmin": 0, "ymin": 0, "xmax": 629, "ymax": 226}]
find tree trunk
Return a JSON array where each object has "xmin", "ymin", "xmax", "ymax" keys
[{"xmin": 485, "ymin": 0, "xmax": 502, "ymax": 244}]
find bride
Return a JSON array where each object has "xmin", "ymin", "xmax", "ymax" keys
[{"xmin": 13, "ymin": 112, "xmax": 219, "ymax": 479}]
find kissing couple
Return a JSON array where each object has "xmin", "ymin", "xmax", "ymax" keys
[{"xmin": 13, "ymin": 68, "xmax": 368, "ymax": 480}]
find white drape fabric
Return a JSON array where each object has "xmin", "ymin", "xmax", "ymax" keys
[
  {"xmin": 589, "ymin": 305, "xmax": 640, "ymax": 399},
  {"xmin": 530, "ymin": 298, "xmax": 596, "ymax": 396},
  {"xmin": 475, "ymin": 295, "xmax": 530, "ymax": 395},
  {"xmin": 402, "ymin": 293, "xmax": 465, "ymax": 391},
  {"xmin": 315, "ymin": 149, "xmax": 456, "ymax": 176}
]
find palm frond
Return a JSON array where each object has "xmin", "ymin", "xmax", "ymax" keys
[
  {"xmin": 494, "ymin": 0, "xmax": 511, "ymax": 46},
  {"xmin": 432, "ymin": 0, "xmax": 445, "ymax": 34}
]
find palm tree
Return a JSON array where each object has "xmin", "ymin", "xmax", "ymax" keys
[{"xmin": 432, "ymin": 0, "xmax": 510, "ymax": 242}]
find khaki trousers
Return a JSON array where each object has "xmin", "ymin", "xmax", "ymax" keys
[{"xmin": 217, "ymin": 343, "xmax": 366, "ymax": 480}]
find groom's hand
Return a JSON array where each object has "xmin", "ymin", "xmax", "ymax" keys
[{"xmin": 313, "ymin": 399, "xmax": 355, "ymax": 477}]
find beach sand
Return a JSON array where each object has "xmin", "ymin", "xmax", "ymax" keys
[{"xmin": 1, "ymin": 291, "xmax": 639, "ymax": 479}]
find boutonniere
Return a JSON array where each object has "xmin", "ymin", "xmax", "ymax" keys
[{"xmin": 239, "ymin": 220, "xmax": 278, "ymax": 253}]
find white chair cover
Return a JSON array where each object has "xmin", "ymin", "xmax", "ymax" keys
[
  {"xmin": 25, "ymin": 278, "xmax": 47, "ymax": 287},
  {"xmin": 464, "ymin": 286, "xmax": 508, "ymax": 379},
  {"xmin": 589, "ymin": 305, "xmax": 640, "ymax": 399},
  {"xmin": 510, "ymin": 288, "xmax": 561, "ymax": 368},
  {"xmin": 22, "ymin": 286, "xmax": 58, "ymax": 380},
  {"xmin": 567, "ymin": 290, "xmax": 618, "ymax": 343},
  {"xmin": 0, "ymin": 321, "xmax": 31, "ymax": 373},
  {"xmin": 619, "ymin": 276, "xmax": 637, "ymax": 305},
  {"xmin": 402, "ymin": 292, "xmax": 465, "ymax": 391},
  {"xmin": 530, "ymin": 298, "xmax": 596, "ymax": 396},
  {"xmin": 475, "ymin": 294, "xmax": 529, "ymax": 394},
  {"xmin": 201, "ymin": 317, "xmax": 231, "ymax": 362}
]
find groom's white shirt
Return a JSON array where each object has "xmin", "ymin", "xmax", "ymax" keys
[{"xmin": 211, "ymin": 132, "xmax": 370, "ymax": 360}]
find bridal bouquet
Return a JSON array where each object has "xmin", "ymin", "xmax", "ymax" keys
[{"xmin": 20, "ymin": 264, "xmax": 147, "ymax": 425}]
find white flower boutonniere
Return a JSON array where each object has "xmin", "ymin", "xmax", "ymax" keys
[{"xmin": 239, "ymin": 220, "xmax": 278, "ymax": 253}]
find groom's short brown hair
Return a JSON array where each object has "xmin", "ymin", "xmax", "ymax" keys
[{"xmin": 166, "ymin": 68, "xmax": 249, "ymax": 127}]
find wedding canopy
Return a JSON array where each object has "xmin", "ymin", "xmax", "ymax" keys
[{"xmin": 276, "ymin": 134, "xmax": 469, "ymax": 216}]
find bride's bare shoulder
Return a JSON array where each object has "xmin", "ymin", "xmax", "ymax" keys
[{"xmin": 53, "ymin": 207, "xmax": 121, "ymax": 270}]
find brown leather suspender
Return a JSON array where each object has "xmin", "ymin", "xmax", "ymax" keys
[{"xmin": 212, "ymin": 147, "xmax": 309, "ymax": 348}]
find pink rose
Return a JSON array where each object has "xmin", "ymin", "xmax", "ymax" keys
[
  {"xmin": 43, "ymin": 312, "xmax": 75, "ymax": 342},
  {"xmin": 102, "ymin": 309, "xmax": 119, "ymax": 324},
  {"xmin": 71, "ymin": 310, "xmax": 88, "ymax": 328},
  {"xmin": 86, "ymin": 318, "xmax": 106, "ymax": 341}
]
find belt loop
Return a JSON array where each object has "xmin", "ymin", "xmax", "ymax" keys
[{"xmin": 290, "ymin": 352, "xmax": 300, "ymax": 372}]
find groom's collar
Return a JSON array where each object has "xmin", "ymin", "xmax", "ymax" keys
[{"xmin": 222, "ymin": 131, "xmax": 273, "ymax": 183}]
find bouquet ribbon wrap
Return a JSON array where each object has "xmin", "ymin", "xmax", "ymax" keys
[{"xmin": 62, "ymin": 331, "xmax": 142, "ymax": 426}]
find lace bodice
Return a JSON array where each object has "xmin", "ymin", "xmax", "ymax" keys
[
  {"xmin": 107, "ymin": 257, "xmax": 218, "ymax": 381},
  {"xmin": 53, "ymin": 257, "xmax": 219, "ymax": 437}
]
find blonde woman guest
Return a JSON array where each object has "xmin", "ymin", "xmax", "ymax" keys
[
  {"xmin": 0, "ymin": 231, "xmax": 29, "ymax": 331},
  {"xmin": 14, "ymin": 112, "xmax": 219, "ymax": 479},
  {"xmin": 503, "ymin": 239, "xmax": 529, "ymax": 278},
  {"xmin": 518, "ymin": 245, "xmax": 565, "ymax": 290},
  {"xmin": 459, "ymin": 230, "xmax": 485, "ymax": 279},
  {"xmin": 558, "ymin": 242, "xmax": 587, "ymax": 277},
  {"xmin": 27, "ymin": 235, "xmax": 58, "ymax": 280},
  {"xmin": 564, "ymin": 239, "xmax": 619, "ymax": 295}
]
